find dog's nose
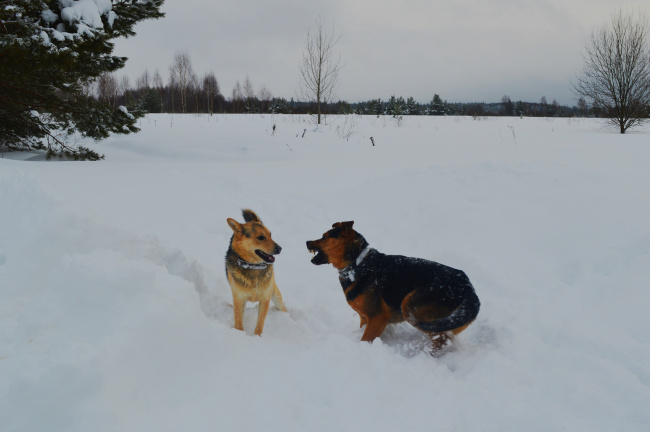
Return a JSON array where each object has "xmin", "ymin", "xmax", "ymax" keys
[{"xmin": 274, "ymin": 245, "xmax": 282, "ymax": 254}]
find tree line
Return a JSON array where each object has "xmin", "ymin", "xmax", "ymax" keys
[
  {"xmin": 92, "ymin": 51, "xmax": 586, "ymax": 119},
  {"xmin": 349, "ymin": 95, "xmax": 587, "ymax": 117}
]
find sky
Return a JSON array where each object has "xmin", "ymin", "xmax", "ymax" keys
[{"xmin": 113, "ymin": 0, "xmax": 649, "ymax": 106}]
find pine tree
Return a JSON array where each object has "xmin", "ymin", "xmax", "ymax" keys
[
  {"xmin": 367, "ymin": 98, "xmax": 382, "ymax": 116},
  {"xmin": 428, "ymin": 94, "xmax": 445, "ymax": 116},
  {"xmin": 405, "ymin": 97, "xmax": 419, "ymax": 115},
  {"xmin": 1, "ymin": 0, "xmax": 164, "ymax": 160},
  {"xmin": 387, "ymin": 95, "xmax": 405, "ymax": 118},
  {"xmin": 269, "ymin": 97, "xmax": 291, "ymax": 114}
]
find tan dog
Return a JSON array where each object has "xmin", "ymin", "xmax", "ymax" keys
[{"xmin": 225, "ymin": 209, "xmax": 286, "ymax": 335}]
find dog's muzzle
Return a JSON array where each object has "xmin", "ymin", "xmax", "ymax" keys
[{"xmin": 306, "ymin": 240, "xmax": 326, "ymax": 265}]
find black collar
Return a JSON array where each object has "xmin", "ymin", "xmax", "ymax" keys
[
  {"xmin": 338, "ymin": 246, "xmax": 373, "ymax": 280},
  {"xmin": 230, "ymin": 250, "xmax": 269, "ymax": 270},
  {"xmin": 236, "ymin": 258, "xmax": 268, "ymax": 270}
]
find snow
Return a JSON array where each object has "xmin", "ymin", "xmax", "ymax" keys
[
  {"xmin": 60, "ymin": 1, "xmax": 105, "ymax": 30},
  {"xmin": 1, "ymin": 114, "xmax": 650, "ymax": 431},
  {"xmin": 118, "ymin": 105, "xmax": 134, "ymax": 119},
  {"xmin": 38, "ymin": 30, "xmax": 50, "ymax": 44},
  {"xmin": 41, "ymin": 9, "xmax": 59, "ymax": 25},
  {"xmin": 107, "ymin": 10, "xmax": 117, "ymax": 28},
  {"xmin": 51, "ymin": 29, "xmax": 65, "ymax": 42},
  {"xmin": 31, "ymin": 0, "xmax": 116, "ymax": 42},
  {"xmin": 91, "ymin": 0, "xmax": 112, "ymax": 16}
]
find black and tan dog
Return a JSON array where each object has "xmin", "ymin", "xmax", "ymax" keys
[
  {"xmin": 307, "ymin": 221, "xmax": 480, "ymax": 352},
  {"xmin": 226, "ymin": 209, "xmax": 286, "ymax": 335}
]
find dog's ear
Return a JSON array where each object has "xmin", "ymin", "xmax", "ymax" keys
[
  {"xmin": 332, "ymin": 221, "xmax": 354, "ymax": 231},
  {"xmin": 242, "ymin": 209, "xmax": 261, "ymax": 223},
  {"xmin": 227, "ymin": 218, "xmax": 243, "ymax": 234}
]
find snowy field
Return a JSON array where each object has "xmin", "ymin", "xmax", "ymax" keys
[{"xmin": 2, "ymin": 114, "xmax": 650, "ymax": 431}]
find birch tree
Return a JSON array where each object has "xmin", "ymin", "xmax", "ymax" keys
[
  {"xmin": 203, "ymin": 72, "xmax": 220, "ymax": 114},
  {"xmin": 169, "ymin": 51, "xmax": 194, "ymax": 114},
  {"xmin": 298, "ymin": 17, "xmax": 343, "ymax": 125}
]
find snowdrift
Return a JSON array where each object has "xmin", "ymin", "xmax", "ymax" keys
[{"xmin": 2, "ymin": 114, "xmax": 649, "ymax": 431}]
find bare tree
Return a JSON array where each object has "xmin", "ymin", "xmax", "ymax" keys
[
  {"xmin": 190, "ymin": 72, "xmax": 200, "ymax": 113},
  {"xmin": 153, "ymin": 70, "xmax": 165, "ymax": 111},
  {"xmin": 577, "ymin": 97, "xmax": 589, "ymax": 116},
  {"xmin": 551, "ymin": 99, "xmax": 559, "ymax": 116},
  {"xmin": 539, "ymin": 96, "xmax": 548, "ymax": 116},
  {"xmin": 203, "ymin": 72, "xmax": 220, "ymax": 114},
  {"xmin": 119, "ymin": 75, "xmax": 131, "ymax": 106},
  {"xmin": 259, "ymin": 85, "xmax": 272, "ymax": 113},
  {"xmin": 97, "ymin": 73, "xmax": 118, "ymax": 109},
  {"xmin": 119, "ymin": 76, "xmax": 131, "ymax": 94},
  {"xmin": 232, "ymin": 80, "xmax": 243, "ymax": 113},
  {"xmin": 168, "ymin": 73, "xmax": 177, "ymax": 113},
  {"xmin": 152, "ymin": 70, "xmax": 164, "ymax": 90},
  {"xmin": 299, "ymin": 17, "xmax": 343, "ymax": 124},
  {"xmin": 242, "ymin": 75, "xmax": 255, "ymax": 112},
  {"xmin": 573, "ymin": 9, "xmax": 650, "ymax": 133},
  {"xmin": 169, "ymin": 51, "xmax": 195, "ymax": 113},
  {"xmin": 135, "ymin": 70, "xmax": 150, "ymax": 98}
]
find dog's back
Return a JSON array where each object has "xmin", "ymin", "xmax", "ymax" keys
[{"xmin": 343, "ymin": 249, "xmax": 480, "ymax": 332}]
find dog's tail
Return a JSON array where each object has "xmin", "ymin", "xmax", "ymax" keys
[{"xmin": 412, "ymin": 287, "xmax": 481, "ymax": 334}]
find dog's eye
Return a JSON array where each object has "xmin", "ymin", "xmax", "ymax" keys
[{"xmin": 257, "ymin": 235, "xmax": 266, "ymax": 241}]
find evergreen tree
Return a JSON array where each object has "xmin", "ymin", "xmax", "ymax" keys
[
  {"xmin": 139, "ymin": 87, "xmax": 163, "ymax": 113},
  {"xmin": 336, "ymin": 100, "xmax": 352, "ymax": 114},
  {"xmin": 428, "ymin": 94, "xmax": 445, "ymax": 115},
  {"xmin": 387, "ymin": 95, "xmax": 405, "ymax": 118},
  {"xmin": 405, "ymin": 96, "xmax": 419, "ymax": 115},
  {"xmin": 1, "ymin": 0, "xmax": 164, "ymax": 160},
  {"xmin": 501, "ymin": 95, "xmax": 514, "ymax": 116},
  {"xmin": 514, "ymin": 101, "xmax": 527, "ymax": 117},
  {"xmin": 269, "ymin": 97, "xmax": 291, "ymax": 114},
  {"xmin": 368, "ymin": 98, "xmax": 383, "ymax": 116},
  {"xmin": 577, "ymin": 97, "xmax": 589, "ymax": 117}
]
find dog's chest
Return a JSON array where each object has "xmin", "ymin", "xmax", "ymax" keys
[
  {"xmin": 339, "ymin": 267, "xmax": 378, "ymax": 302},
  {"xmin": 228, "ymin": 266, "xmax": 274, "ymax": 294}
]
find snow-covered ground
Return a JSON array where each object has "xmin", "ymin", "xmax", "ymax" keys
[{"xmin": 2, "ymin": 114, "xmax": 650, "ymax": 432}]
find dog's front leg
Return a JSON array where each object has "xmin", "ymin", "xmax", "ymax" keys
[
  {"xmin": 359, "ymin": 315, "xmax": 367, "ymax": 328},
  {"xmin": 233, "ymin": 297, "xmax": 245, "ymax": 331},
  {"xmin": 271, "ymin": 282, "xmax": 287, "ymax": 312},
  {"xmin": 254, "ymin": 298, "xmax": 271, "ymax": 336},
  {"xmin": 360, "ymin": 311, "xmax": 390, "ymax": 342}
]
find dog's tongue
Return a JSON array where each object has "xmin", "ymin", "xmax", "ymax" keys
[{"xmin": 257, "ymin": 250, "xmax": 275, "ymax": 263}]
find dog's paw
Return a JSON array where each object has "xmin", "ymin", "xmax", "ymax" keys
[{"xmin": 429, "ymin": 333, "xmax": 453, "ymax": 357}]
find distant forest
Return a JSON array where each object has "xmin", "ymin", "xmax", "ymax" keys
[{"xmin": 91, "ymin": 69, "xmax": 592, "ymax": 118}]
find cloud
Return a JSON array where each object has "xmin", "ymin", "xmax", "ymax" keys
[{"xmin": 113, "ymin": 0, "xmax": 649, "ymax": 105}]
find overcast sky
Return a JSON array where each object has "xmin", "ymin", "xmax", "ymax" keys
[{"xmin": 113, "ymin": 0, "xmax": 649, "ymax": 106}]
